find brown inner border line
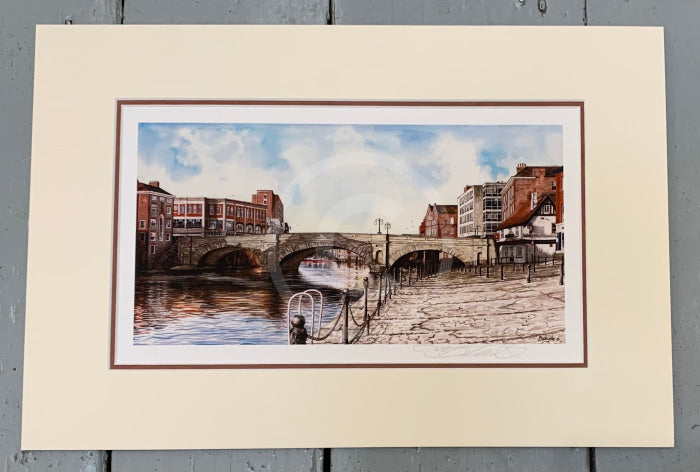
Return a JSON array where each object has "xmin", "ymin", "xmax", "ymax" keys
[{"xmin": 110, "ymin": 100, "xmax": 587, "ymax": 370}]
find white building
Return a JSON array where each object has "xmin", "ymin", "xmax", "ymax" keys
[
  {"xmin": 457, "ymin": 182, "xmax": 504, "ymax": 238},
  {"xmin": 495, "ymin": 192, "xmax": 558, "ymax": 263}
]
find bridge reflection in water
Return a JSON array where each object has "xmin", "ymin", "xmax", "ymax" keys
[{"xmin": 133, "ymin": 260, "xmax": 373, "ymax": 345}]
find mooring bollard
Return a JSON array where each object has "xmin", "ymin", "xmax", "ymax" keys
[
  {"xmin": 289, "ymin": 314, "xmax": 308, "ymax": 345},
  {"xmin": 527, "ymin": 265, "xmax": 531, "ymax": 283},
  {"xmin": 363, "ymin": 277, "xmax": 369, "ymax": 322},
  {"xmin": 342, "ymin": 290, "xmax": 349, "ymax": 344},
  {"xmin": 500, "ymin": 264, "xmax": 504, "ymax": 280},
  {"xmin": 559, "ymin": 259, "xmax": 565, "ymax": 285}
]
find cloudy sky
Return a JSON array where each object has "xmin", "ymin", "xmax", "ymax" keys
[{"xmin": 138, "ymin": 123, "xmax": 562, "ymax": 233}]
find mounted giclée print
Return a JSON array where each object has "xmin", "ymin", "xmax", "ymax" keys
[
  {"xmin": 24, "ymin": 26, "xmax": 672, "ymax": 449},
  {"xmin": 113, "ymin": 101, "xmax": 585, "ymax": 368}
]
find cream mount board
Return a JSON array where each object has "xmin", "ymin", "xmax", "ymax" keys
[{"xmin": 22, "ymin": 25, "xmax": 672, "ymax": 449}]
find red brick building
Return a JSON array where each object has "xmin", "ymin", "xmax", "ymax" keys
[
  {"xmin": 501, "ymin": 164, "xmax": 560, "ymax": 222},
  {"xmin": 251, "ymin": 190, "xmax": 286, "ymax": 233},
  {"xmin": 172, "ymin": 197, "xmax": 267, "ymax": 236},
  {"xmin": 421, "ymin": 204, "xmax": 458, "ymax": 238},
  {"xmin": 136, "ymin": 180, "xmax": 174, "ymax": 270}
]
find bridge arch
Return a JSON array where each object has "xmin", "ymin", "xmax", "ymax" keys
[
  {"xmin": 278, "ymin": 245, "xmax": 371, "ymax": 273},
  {"xmin": 388, "ymin": 244, "xmax": 472, "ymax": 270},
  {"xmin": 197, "ymin": 246, "xmax": 263, "ymax": 268}
]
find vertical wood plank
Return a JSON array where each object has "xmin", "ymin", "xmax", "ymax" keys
[
  {"xmin": 1, "ymin": 2, "xmax": 118, "ymax": 471},
  {"xmin": 587, "ymin": 1, "xmax": 698, "ymax": 471}
]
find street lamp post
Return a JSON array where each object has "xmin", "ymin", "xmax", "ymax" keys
[
  {"xmin": 383, "ymin": 222, "xmax": 391, "ymax": 235},
  {"xmin": 374, "ymin": 217, "xmax": 384, "ymax": 234}
]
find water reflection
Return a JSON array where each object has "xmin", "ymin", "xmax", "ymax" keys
[{"xmin": 133, "ymin": 260, "xmax": 372, "ymax": 345}]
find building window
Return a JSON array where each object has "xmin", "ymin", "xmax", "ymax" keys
[
  {"xmin": 151, "ymin": 205, "xmax": 157, "ymax": 213},
  {"xmin": 150, "ymin": 245, "xmax": 155, "ymax": 254},
  {"xmin": 167, "ymin": 198, "xmax": 173, "ymax": 204},
  {"xmin": 139, "ymin": 233, "xmax": 145, "ymax": 241},
  {"xmin": 150, "ymin": 232, "xmax": 156, "ymax": 241},
  {"xmin": 216, "ymin": 206, "xmax": 221, "ymax": 215},
  {"xmin": 209, "ymin": 205, "xmax": 214, "ymax": 215},
  {"xmin": 151, "ymin": 195, "xmax": 157, "ymax": 201},
  {"xmin": 139, "ymin": 220, "xmax": 146, "ymax": 229},
  {"xmin": 150, "ymin": 218, "xmax": 156, "ymax": 227},
  {"xmin": 552, "ymin": 223, "xmax": 557, "ymax": 234},
  {"xmin": 166, "ymin": 207, "xmax": 171, "ymax": 214},
  {"xmin": 263, "ymin": 195, "xmax": 267, "ymax": 204},
  {"xmin": 516, "ymin": 247, "xmax": 523, "ymax": 257},
  {"xmin": 166, "ymin": 234, "xmax": 171, "ymax": 241},
  {"xmin": 552, "ymin": 181, "xmax": 556, "ymax": 190},
  {"xmin": 159, "ymin": 196, "xmax": 165, "ymax": 202},
  {"xmin": 166, "ymin": 220, "xmax": 171, "ymax": 229}
]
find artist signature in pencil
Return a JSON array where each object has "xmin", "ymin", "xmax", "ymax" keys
[{"xmin": 413, "ymin": 345, "xmax": 528, "ymax": 359}]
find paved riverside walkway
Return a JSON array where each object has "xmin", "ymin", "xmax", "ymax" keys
[{"xmin": 315, "ymin": 262, "xmax": 565, "ymax": 344}]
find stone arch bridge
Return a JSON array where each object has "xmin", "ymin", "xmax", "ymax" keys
[{"xmin": 175, "ymin": 233, "xmax": 489, "ymax": 273}]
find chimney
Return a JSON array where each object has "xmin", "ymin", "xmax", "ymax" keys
[
  {"xmin": 148, "ymin": 180, "xmax": 160, "ymax": 188},
  {"xmin": 516, "ymin": 163, "xmax": 526, "ymax": 173}
]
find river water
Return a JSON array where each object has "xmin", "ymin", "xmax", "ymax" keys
[{"xmin": 133, "ymin": 261, "xmax": 374, "ymax": 345}]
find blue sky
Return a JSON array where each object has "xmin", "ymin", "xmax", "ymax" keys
[{"xmin": 138, "ymin": 123, "xmax": 562, "ymax": 233}]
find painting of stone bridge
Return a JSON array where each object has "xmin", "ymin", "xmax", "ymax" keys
[{"xmin": 175, "ymin": 233, "xmax": 489, "ymax": 273}]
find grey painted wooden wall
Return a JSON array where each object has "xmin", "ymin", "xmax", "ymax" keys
[{"xmin": 0, "ymin": 1, "xmax": 695, "ymax": 470}]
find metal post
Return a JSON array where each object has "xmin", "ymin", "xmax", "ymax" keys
[
  {"xmin": 486, "ymin": 262, "xmax": 490, "ymax": 278},
  {"xmin": 559, "ymin": 259, "xmax": 565, "ymax": 285},
  {"xmin": 376, "ymin": 276, "xmax": 382, "ymax": 318},
  {"xmin": 479, "ymin": 265, "xmax": 482, "ymax": 276},
  {"xmin": 393, "ymin": 269, "xmax": 397, "ymax": 295},
  {"xmin": 363, "ymin": 277, "xmax": 369, "ymax": 322},
  {"xmin": 385, "ymin": 271, "xmax": 389, "ymax": 300},
  {"xmin": 532, "ymin": 260, "xmax": 536, "ymax": 273},
  {"xmin": 408, "ymin": 267, "xmax": 412, "ymax": 286},
  {"xmin": 527, "ymin": 265, "xmax": 531, "ymax": 283},
  {"xmin": 342, "ymin": 290, "xmax": 349, "ymax": 344},
  {"xmin": 500, "ymin": 264, "xmax": 504, "ymax": 281}
]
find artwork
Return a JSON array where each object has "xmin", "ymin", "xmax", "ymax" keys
[
  {"xmin": 112, "ymin": 100, "xmax": 586, "ymax": 367},
  {"xmin": 23, "ymin": 25, "xmax": 672, "ymax": 450}
]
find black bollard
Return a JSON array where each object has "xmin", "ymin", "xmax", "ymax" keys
[
  {"xmin": 486, "ymin": 263, "xmax": 490, "ymax": 278},
  {"xmin": 527, "ymin": 265, "xmax": 531, "ymax": 283},
  {"xmin": 363, "ymin": 277, "xmax": 369, "ymax": 322},
  {"xmin": 559, "ymin": 259, "xmax": 565, "ymax": 285},
  {"xmin": 479, "ymin": 265, "xmax": 482, "ymax": 276},
  {"xmin": 393, "ymin": 269, "xmax": 398, "ymax": 295},
  {"xmin": 341, "ymin": 290, "xmax": 349, "ymax": 344},
  {"xmin": 500, "ymin": 264, "xmax": 504, "ymax": 281},
  {"xmin": 289, "ymin": 314, "xmax": 308, "ymax": 345}
]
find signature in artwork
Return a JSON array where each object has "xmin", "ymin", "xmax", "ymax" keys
[{"xmin": 413, "ymin": 345, "xmax": 528, "ymax": 359}]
